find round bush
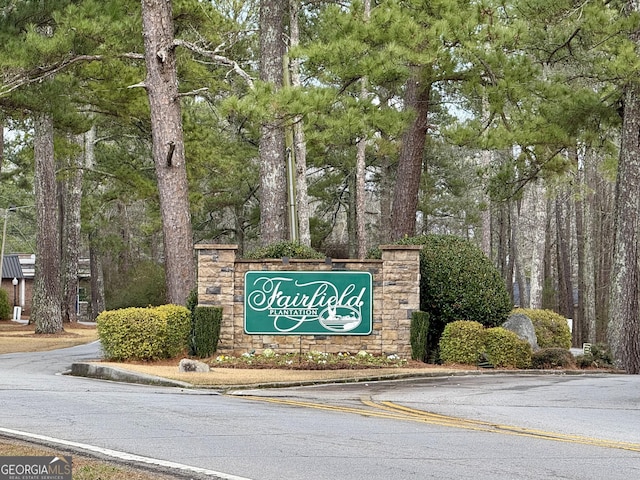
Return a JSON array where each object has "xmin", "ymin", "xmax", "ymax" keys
[
  {"xmin": 484, "ymin": 327, "xmax": 532, "ymax": 368},
  {"xmin": 512, "ymin": 308, "xmax": 571, "ymax": 349},
  {"xmin": 439, "ymin": 321, "xmax": 486, "ymax": 365},
  {"xmin": 418, "ymin": 236, "xmax": 511, "ymax": 325}
]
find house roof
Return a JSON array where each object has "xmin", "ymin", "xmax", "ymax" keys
[{"xmin": 1, "ymin": 254, "xmax": 24, "ymax": 279}]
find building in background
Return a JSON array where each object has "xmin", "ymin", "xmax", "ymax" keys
[{"xmin": 1, "ymin": 254, "xmax": 90, "ymax": 319}]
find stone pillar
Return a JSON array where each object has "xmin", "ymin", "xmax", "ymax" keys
[
  {"xmin": 380, "ymin": 245, "xmax": 422, "ymax": 356},
  {"xmin": 195, "ymin": 244, "xmax": 238, "ymax": 350}
]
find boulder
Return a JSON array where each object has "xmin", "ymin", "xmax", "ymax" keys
[
  {"xmin": 178, "ymin": 358, "xmax": 210, "ymax": 373},
  {"xmin": 503, "ymin": 313, "xmax": 539, "ymax": 351}
]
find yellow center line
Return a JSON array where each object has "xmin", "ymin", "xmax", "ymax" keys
[
  {"xmin": 376, "ymin": 401, "xmax": 640, "ymax": 452},
  {"xmin": 238, "ymin": 395, "xmax": 640, "ymax": 453}
]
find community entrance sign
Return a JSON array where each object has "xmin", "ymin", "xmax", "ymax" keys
[{"xmin": 244, "ymin": 271, "xmax": 372, "ymax": 335}]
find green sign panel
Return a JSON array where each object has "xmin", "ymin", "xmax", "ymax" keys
[{"xmin": 244, "ymin": 271, "xmax": 372, "ymax": 335}]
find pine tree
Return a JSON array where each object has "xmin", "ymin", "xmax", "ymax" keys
[{"xmin": 140, "ymin": 0, "xmax": 195, "ymax": 305}]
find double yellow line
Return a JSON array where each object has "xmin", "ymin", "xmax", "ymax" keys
[{"xmin": 239, "ymin": 395, "xmax": 640, "ymax": 453}]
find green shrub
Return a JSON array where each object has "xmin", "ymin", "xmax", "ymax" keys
[
  {"xmin": 186, "ymin": 287, "xmax": 198, "ymax": 312},
  {"xmin": 439, "ymin": 321, "xmax": 486, "ymax": 365},
  {"xmin": 439, "ymin": 321, "xmax": 532, "ymax": 368},
  {"xmin": 531, "ymin": 348, "xmax": 575, "ymax": 369},
  {"xmin": 388, "ymin": 235, "xmax": 512, "ymax": 356},
  {"xmin": 576, "ymin": 343, "xmax": 614, "ymax": 369},
  {"xmin": 410, "ymin": 311, "xmax": 430, "ymax": 361},
  {"xmin": 484, "ymin": 327, "xmax": 532, "ymax": 368},
  {"xmin": 190, "ymin": 306, "xmax": 222, "ymax": 358},
  {"xmin": 0, "ymin": 289, "xmax": 11, "ymax": 320},
  {"xmin": 512, "ymin": 308, "xmax": 571, "ymax": 349},
  {"xmin": 154, "ymin": 304, "xmax": 192, "ymax": 358},
  {"xmin": 244, "ymin": 241, "xmax": 324, "ymax": 259},
  {"xmin": 96, "ymin": 304, "xmax": 191, "ymax": 361}
]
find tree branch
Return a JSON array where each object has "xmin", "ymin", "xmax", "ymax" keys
[
  {"xmin": 0, "ymin": 55, "xmax": 103, "ymax": 98},
  {"xmin": 177, "ymin": 87, "xmax": 209, "ymax": 97},
  {"xmin": 173, "ymin": 38, "xmax": 255, "ymax": 90}
]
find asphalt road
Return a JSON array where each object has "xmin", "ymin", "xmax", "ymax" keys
[{"xmin": 1, "ymin": 342, "xmax": 639, "ymax": 479}]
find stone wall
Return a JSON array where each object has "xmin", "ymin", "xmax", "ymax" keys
[{"xmin": 195, "ymin": 244, "xmax": 421, "ymax": 358}]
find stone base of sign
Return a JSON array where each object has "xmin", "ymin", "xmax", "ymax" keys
[{"xmin": 195, "ymin": 244, "xmax": 422, "ymax": 358}]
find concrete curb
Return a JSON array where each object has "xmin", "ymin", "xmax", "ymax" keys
[
  {"xmin": 70, "ymin": 363, "xmax": 193, "ymax": 388},
  {"xmin": 69, "ymin": 362, "xmax": 622, "ymax": 391}
]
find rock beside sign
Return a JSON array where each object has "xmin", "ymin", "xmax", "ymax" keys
[
  {"xmin": 178, "ymin": 358, "xmax": 210, "ymax": 373},
  {"xmin": 503, "ymin": 313, "xmax": 539, "ymax": 351}
]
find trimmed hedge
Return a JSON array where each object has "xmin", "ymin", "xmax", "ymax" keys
[
  {"xmin": 153, "ymin": 304, "xmax": 192, "ymax": 358},
  {"xmin": 439, "ymin": 321, "xmax": 532, "ymax": 368},
  {"xmin": 484, "ymin": 327, "xmax": 532, "ymax": 368},
  {"xmin": 190, "ymin": 306, "xmax": 222, "ymax": 358},
  {"xmin": 439, "ymin": 321, "xmax": 485, "ymax": 365},
  {"xmin": 96, "ymin": 305, "xmax": 191, "ymax": 361},
  {"xmin": 512, "ymin": 308, "xmax": 571, "ymax": 349},
  {"xmin": 410, "ymin": 311, "xmax": 430, "ymax": 361}
]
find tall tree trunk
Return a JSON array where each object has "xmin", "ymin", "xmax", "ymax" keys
[
  {"xmin": 355, "ymin": 134, "xmax": 367, "ymax": 258},
  {"xmin": 289, "ymin": 0, "xmax": 311, "ymax": 247},
  {"xmin": 32, "ymin": 114, "xmax": 63, "ymax": 334},
  {"xmin": 141, "ymin": 0, "xmax": 195, "ymax": 305},
  {"xmin": 83, "ymin": 126, "xmax": 105, "ymax": 320},
  {"xmin": 390, "ymin": 71, "xmax": 430, "ymax": 240},
  {"xmin": 259, "ymin": 0, "xmax": 288, "ymax": 245},
  {"xmin": 542, "ymin": 197, "xmax": 556, "ymax": 310},
  {"xmin": 556, "ymin": 191, "xmax": 574, "ymax": 326},
  {"xmin": 347, "ymin": 173, "xmax": 357, "ymax": 257},
  {"xmin": 511, "ymin": 199, "xmax": 527, "ymax": 307},
  {"xmin": 505, "ymin": 202, "xmax": 516, "ymax": 303},
  {"xmin": 496, "ymin": 202, "xmax": 509, "ymax": 286},
  {"xmin": 354, "ymin": 0, "xmax": 370, "ymax": 258},
  {"xmin": 89, "ymin": 231, "xmax": 105, "ymax": 321},
  {"xmin": 479, "ymin": 96, "xmax": 492, "ymax": 257},
  {"xmin": 59, "ymin": 134, "xmax": 84, "ymax": 323},
  {"xmin": 576, "ymin": 147, "xmax": 597, "ymax": 344},
  {"xmin": 379, "ymin": 151, "xmax": 395, "ymax": 243},
  {"xmin": 608, "ymin": 84, "xmax": 640, "ymax": 372},
  {"xmin": 528, "ymin": 182, "xmax": 547, "ymax": 308},
  {"xmin": 594, "ymin": 156, "xmax": 614, "ymax": 342}
]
